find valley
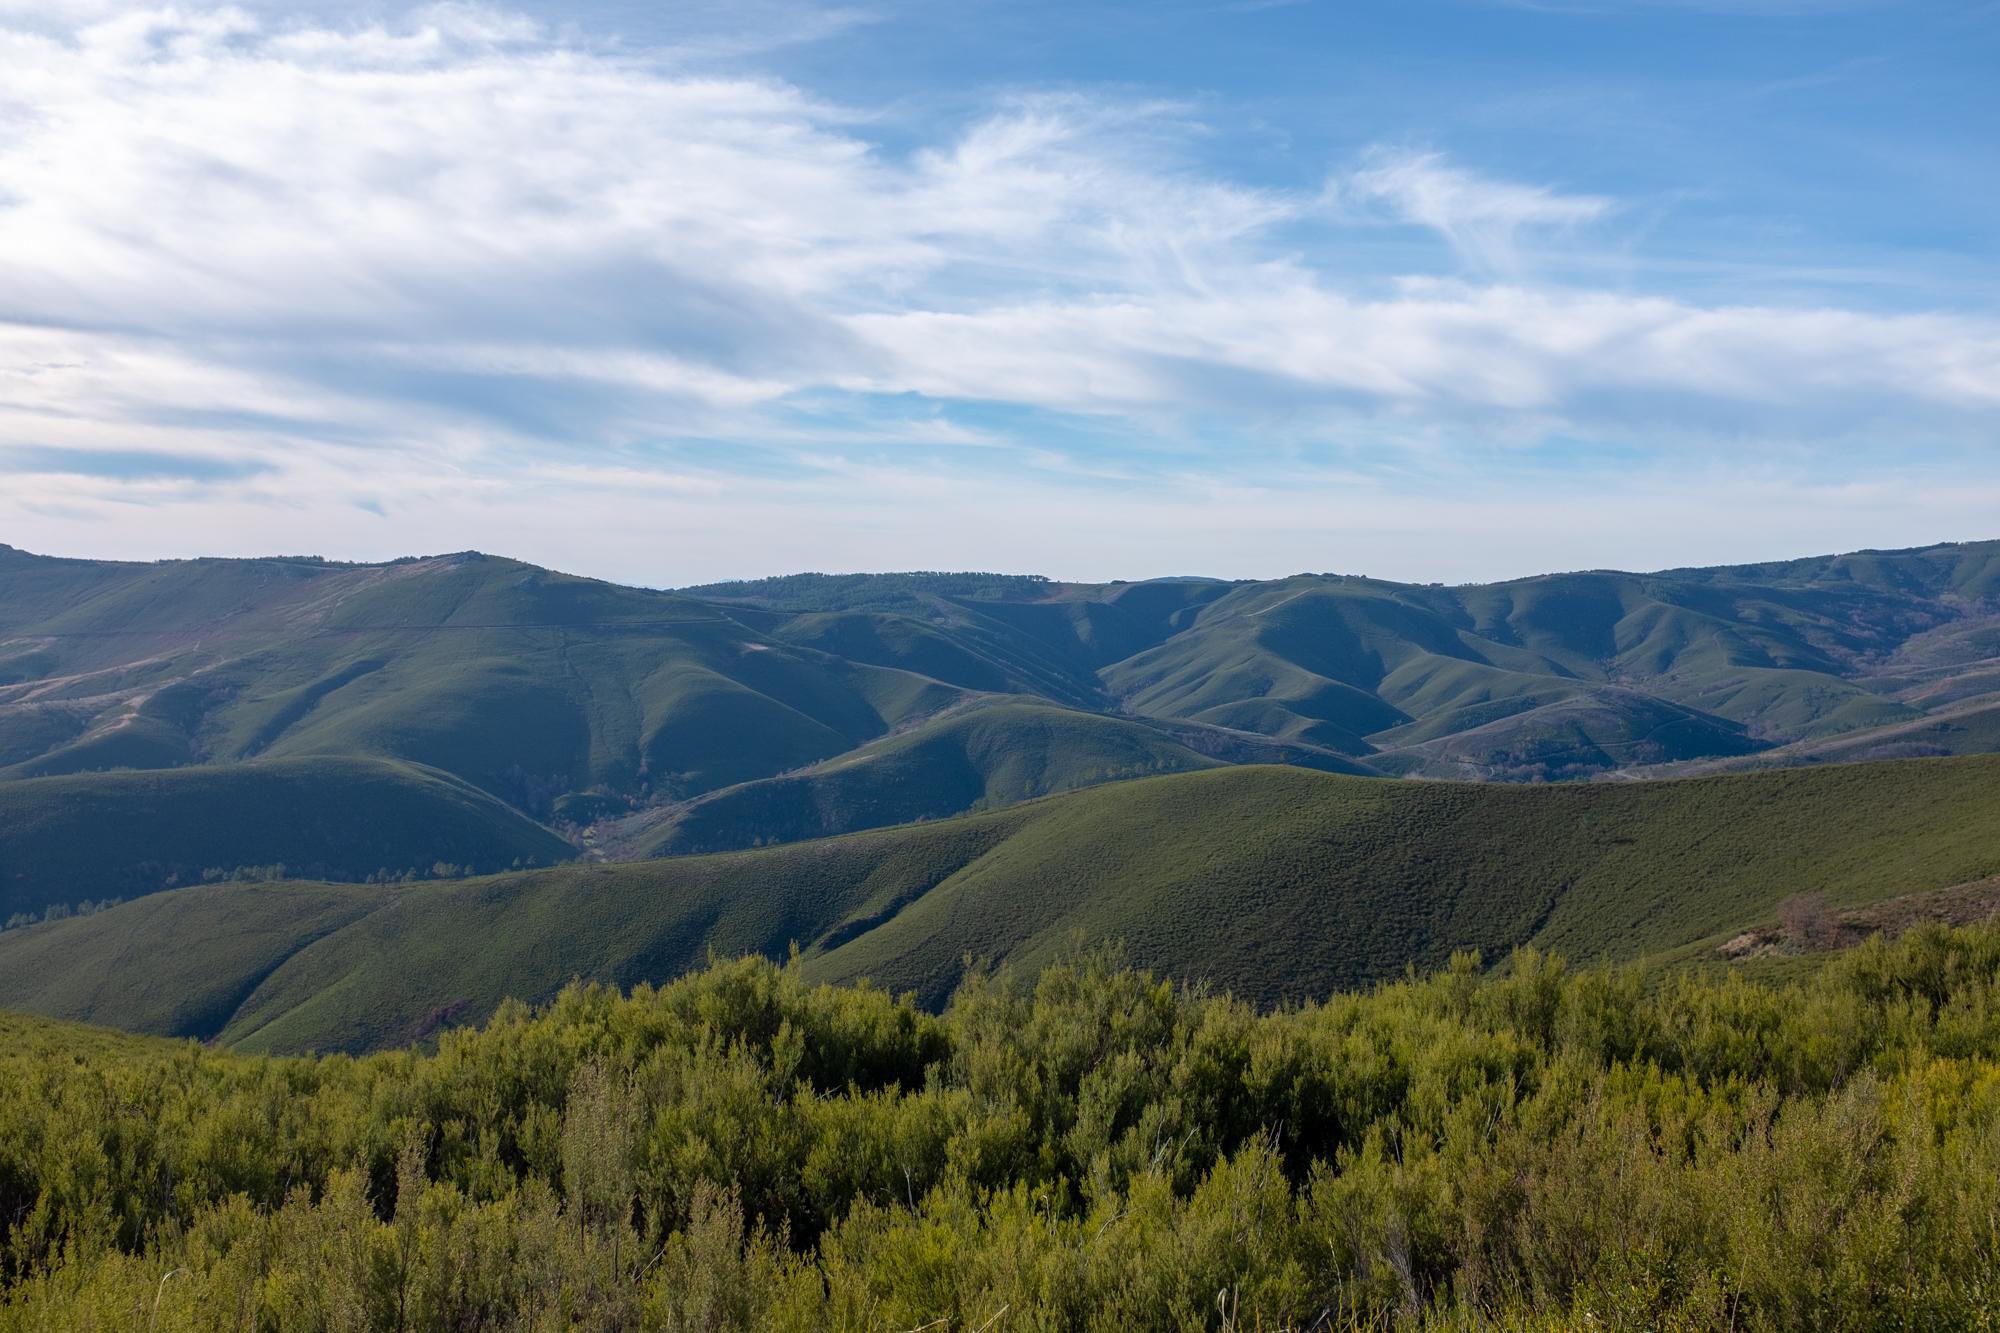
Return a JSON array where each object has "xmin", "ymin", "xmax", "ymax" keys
[{"xmin": 4, "ymin": 537, "xmax": 1999, "ymax": 1059}]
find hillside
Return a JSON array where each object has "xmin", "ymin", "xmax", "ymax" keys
[
  {"xmin": 3, "ymin": 540, "xmax": 1998, "ymax": 861},
  {"xmin": 6, "ymin": 755, "xmax": 1996, "ymax": 1053},
  {"xmin": 0, "ymin": 757, "xmax": 572, "ymax": 922},
  {"xmin": 706, "ymin": 543, "xmax": 2000, "ymax": 782},
  {"xmin": 603, "ymin": 698, "xmax": 1369, "ymax": 858},
  {"xmin": 603, "ymin": 699, "xmax": 1215, "ymax": 856},
  {"xmin": 0, "ymin": 549, "xmax": 1003, "ymax": 815},
  {"xmin": 806, "ymin": 754, "xmax": 2000, "ymax": 1003}
]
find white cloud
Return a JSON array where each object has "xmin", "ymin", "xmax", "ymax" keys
[
  {"xmin": 843, "ymin": 280, "xmax": 2000, "ymax": 423},
  {"xmin": 0, "ymin": 2, "xmax": 1993, "ymax": 580},
  {"xmin": 1340, "ymin": 149, "xmax": 1613, "ymax": 272}
]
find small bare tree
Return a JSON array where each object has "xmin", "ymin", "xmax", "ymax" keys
[{"xmin": 1777, "ymin": 891, "xmax": 1839, "ymax": 950}]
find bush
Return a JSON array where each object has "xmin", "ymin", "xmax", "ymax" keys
[
  {"xmin": 1777, "ymin": 891, "xmax": 1840, "ymax": 950},
  {"xmin": 3, "ymin": 932, "xmax": 2000, "ymax": 1328}
]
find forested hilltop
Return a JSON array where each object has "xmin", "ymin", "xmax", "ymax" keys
[{"xmin": 3, "ymin": 926, "xmax": 1999, "ymax": 1329}]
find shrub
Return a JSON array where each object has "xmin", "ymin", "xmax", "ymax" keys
[{"xmin": 3, "ymin": 927, "xmax": 2000, "ymax": 1327}]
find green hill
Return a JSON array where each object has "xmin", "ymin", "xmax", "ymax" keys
[
  {"xmin": 1366, "ymin": 688, "xmax": 1764, "ymax": 779},
  {"xmin": 0, "ymin": 551, "xmax": 997, "ymax": 813},
  {"xmin": 0, "ymin": 757, "xmax": 572, "ymax": 921},
  {"xmin": 609, "ymin": 699, "xmax": 1225, "ymax": 856},
  {"xmin": 607, "ymin": 698, "xmax": 1366, "ymax": 858},
  {"xmin": 807, "ymin": 754, "xmax": 2000, "ymax": 1005},
  {"xmin": 701, "ymin": 541, "xmax": 2000, "ymax": 784},
  {"xmin": 6, "ymin": 539, "xmax": 2000, "ymax": 855},
  {"xmin": 6, "ymin": 755, "xmax": 1996, "ymax": 1053},
  {"xmin": 1095, "ymin": 567, "xmax": 1929, "ymax": 771}
]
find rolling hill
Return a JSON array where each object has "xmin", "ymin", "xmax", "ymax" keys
[
  {"xmin": 599, "ymin": 697, "xmax": 1370, "ymax": 857},
  {"xmin": 697, "ymin": 541, "xmax": 2000, "ymax": 782},
  {"xmin": 603, "ymin": 699, "xmax": 1221, "ymax": 856},
  {"xmin": 3, "ymin": 538, "xmax": 1999, "ymax": 864},
  {"xmin": 0, "ymin": 549, "xmax": 980, "ymax": 808},
  {"xmin": 5, "ymin": 754, "xmax": 1996, "ymax": 1053},
  {"xmin": 0, "ymin": 757, "xmax": 573, "ymax": 921}
]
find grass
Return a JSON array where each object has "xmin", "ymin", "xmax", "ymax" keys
[
  {"xmin": 0, "ymin": 880, "xmax": 385, "ymax": 1040},
  {"xmin": 1096, "ymin": 556, "xmax": 1982, "ymax": 777},
  {"xmin": 7, "ymin": 753, "xmax": 1998, "ymax": 1053},
  {"xmin": 811, "ymin": 754, "xmax": 2000, "ymax": 1005},
  {"xmin": 1366, "ymin": 689, "xmax": 1764, "ymax": 780}
]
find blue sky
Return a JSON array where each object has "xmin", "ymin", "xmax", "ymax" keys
[{"xmin": 0, "ymin": 0, "xmax": 1994, "ymax": 584}]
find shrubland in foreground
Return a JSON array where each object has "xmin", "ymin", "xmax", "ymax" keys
[{"xmin": 5, "ymin": 925, "xmax": 2000, "ymax": 1329}]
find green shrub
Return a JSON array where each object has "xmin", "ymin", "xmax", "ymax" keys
[{"xmin": 4, "ymin": 929, "xmax": 2000, "ymax": 1328}]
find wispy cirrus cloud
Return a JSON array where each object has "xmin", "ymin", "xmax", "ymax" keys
[
  {"xmin": 1337, "ymin": 149, "xmax": 1613, "ymax": 273},
  {"xmin": 0, "ymin": 2, "xmax": 1993, "ymax": 581}
]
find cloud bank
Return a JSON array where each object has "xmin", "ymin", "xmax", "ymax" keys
[{"xmin": 0, "ymin": 3, "xmax": 1993, "ymax": 581}]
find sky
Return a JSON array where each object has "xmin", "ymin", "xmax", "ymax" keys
[{"xmin": 0, "ymin": 0, "xmax": 1995, "ymax": 586}]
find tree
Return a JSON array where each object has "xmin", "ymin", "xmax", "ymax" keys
[{"xmin": 1777, "ymin": 890, "xmax": 1840, "ymax": 949}]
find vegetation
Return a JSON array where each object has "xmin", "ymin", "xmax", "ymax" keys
[
  {"xmin": 0, "ymin": 551, "xmax": 1102, "ymax": 822},
  {"xmin": 1095, "ymin": 552, "xmax": 2000, "ymax": 777},
  {"xmin": 679, "ymin": 570, "xmax": 1056, "ymax": 611},
  {"xmin": 1, "ymin": 897, "xmax": 122, "ymax": 934},
  {"xmin": 7, "ymin": 542, "xmax": 2000, "ymax": 1324},
  {"xmin": 6, "ymin": 756, "xmax": 1998, "ymax": 1054},
  {"xmin": 0, "ymin": 758, "xmax": 572, "ymax": 920},
  {"xmin": 4, "ymin": 925, "xmax": 2000, "ymax": 1328}
]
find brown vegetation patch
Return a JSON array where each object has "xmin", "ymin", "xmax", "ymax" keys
[{"xmin": 1719, "ymin": 876, "xmax": 2000, "ymax": 960}]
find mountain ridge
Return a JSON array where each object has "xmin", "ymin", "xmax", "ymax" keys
[{"xmin": 2, "ymin": 537, "xmax": 1997, "ymax": 867}]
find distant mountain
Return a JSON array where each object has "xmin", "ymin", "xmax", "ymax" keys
[
  {"xmin": 717, "ymin": 545, "xmax": 2000, "ymax": 778},
  {"xmin": 4, "ymin": 755, "xmax": 1996, "ymax": 1053},
  {"xmin": 2, "ymin": 539, "xmax": 1999, "ymax": 874}
]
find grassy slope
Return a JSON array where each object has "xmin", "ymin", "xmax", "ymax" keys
[
  {"xmin": 1617, "ymin": 689, "xmax": 2000, "ymax": 779},
  {"xmin": 1097, "ymin": 563, "xmax": 1963, "ymax": 770},
  {"xmin": 619, "ymin": 699, "xmax": 1226, "ymax": 856},
  {"xmin": 0, "ymin": 757, "xmax": 572, "ymax": 918},
  {"xmin": 4, "ymin": 811, "xmax": 1035, "ymax": 1053},
  {"xmin": 6, "ymin": 755, "xmax": 1997, "ymax": 1053},
  {"xmin": 1366, "ymin": 689, "xmax": 1763, "ymax": 779},
  {"xmin": 169, "ymin": 559, "xmax": 926, "ymax": 804},
  {"xmin": 811, "ymin": 755, "xmax": 2000, "ymax": 1004},
  {"xmin": 1088, "ymin": 543, "xmax": 2000, "ymax": 775},
  {"xmin": 0, "ymin": 1005, "xmax": 182, "ymax": 1063},
  {"xmin": 0, "ymin": 881, "xmax": 388, "ymax": 1040}
]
